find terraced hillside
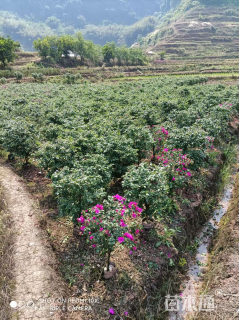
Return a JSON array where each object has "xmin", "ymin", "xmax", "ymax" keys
[{"xmin": 146, "ymin": 6, "xmax": 239, "ymax": 60}]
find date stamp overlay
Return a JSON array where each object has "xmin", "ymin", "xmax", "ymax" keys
[{"xmin": 10, "ymin": 296, "xmax": 100, "ymax": 312}]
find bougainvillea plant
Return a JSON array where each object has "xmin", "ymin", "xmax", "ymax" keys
[
  {"xmin": 155, "ymin": 148, "xmax": 192, "ymax": 192},
  {"xmin": 123, "ymin": 162, "xmax": 170, "ymax": 221},
  {"xmin": 77, "ymin": 195, "xmax": 143, "ymax": 271},
  {"xmin": 148, "ymin": 125, "xmax": 169, "ymax": 159}
]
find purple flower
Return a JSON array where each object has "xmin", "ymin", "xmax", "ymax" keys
[
  {"xmin": 109, "ymin": 308, "xmax": 115, "ymax": 315},
  {"xmin": 118, "ymin": 237, "xmax": 125, "ymax": 243},
  {"xmin": 124, "ymin": 233, "xmax": 134, "ymax": 241}
]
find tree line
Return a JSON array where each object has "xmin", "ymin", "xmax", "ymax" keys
[{"xmin": 33, "ymin": 33, "xmax": 148, "ymax": 66}]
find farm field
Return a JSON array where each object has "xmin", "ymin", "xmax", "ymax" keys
[{"xmin": 0, "ymin": 75, "xmax": 239, "ymax": 319}]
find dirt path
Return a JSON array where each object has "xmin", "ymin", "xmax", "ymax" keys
[{"xmin": 0, "ymin": 163, "xmax": 67, "ymax": 320}]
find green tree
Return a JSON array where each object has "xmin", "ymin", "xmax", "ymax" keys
[
  {"xmin": 59, "ymin": 34, "xmax": 75, "ymax": 58},
  {"xmin": 0, "ymin": 36, "xmax": 19, "ymax": 68},
  {"xmin": 33, "ymin": 37, "xmax": 50, "ymax": 59},
  {"xmin": 73, "ymin": 32, "xmax": 87, "ymax": 63},
  {"xmin": 102, "ymin": 44, "xmax": 115, "ymax": 63},
  {"xmin": 159, "ymin": 51, "xmax": 166, "ymax": 60}
]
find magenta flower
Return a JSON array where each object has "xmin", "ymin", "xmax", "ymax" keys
[
  {"xmin": 172, "ymin": 177, "xmax": 175, "ymax": 181},
  {"xmin": 77, "ymin": 215, "xmax": 85, "ymax": 223},
  {"xmin": 90, "ymin": 236, "xmax": 94, "ymax": 240},
  {"xmin": 95, "ymin": 204, "xmax": 104, "ymax": 210},
  {"xmin": 100, "ymin": 227, "xmax": 104, "ymax": 231},
  {"xmin": 95, "ymin": 209, "xmax": 100, "ymax": 214},
  {"xmin": 124, "ymin": 233, "xmax": 134, "ymax": 241},
  {"xmin": 186, "ymin": 172, "xmax": 191, "ymax": 177},
  {"xmin": 118, "ymin": 237, "xmax": 125, "ymax": 243},
  {"xmin": 92, "ymin": 244, "xmax": 96, "ymax": 248},
  {"xmin": 129, "ymin": 251, "xmax": 132, "ymax": 254},
  {"xmin": 125, "ymin": 311, "xmax": 129, "ymax": 315},
  {"xmin": 109, "ymin": 308, "xmax": 115, "ymax": 315},
  {"xmin": 135, "ymin": 229, "xmax": 139, "ymax": 234},
  {"xmin": 133, "ymin": 246, "xmax": 137, "ymax": 250},
  {"xmin": 80, "ymin": 226, "xmax": 86, "ymax": 231},
  {"xmin": 132, "ymin": 213, "xmax": 137, "ymax": 218},
  {"xmin": 113, "ymin": 194, "xmax": 124, "ymax": 201},
  {"xmin": 163, "ymin": 148, "xmax": 169, "ymax": 152},
  {"xmin": 128, "ymin": 201, "xmax": 137, "ymax": 209},
  {"xmin": 120, "ymin": 220, "xmax": 127, "ymax": 227}
]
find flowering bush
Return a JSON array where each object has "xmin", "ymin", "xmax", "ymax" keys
[
  {"xmin": 149, "ymin": 125, "xmax": 169, "ymax": 158},
  {"xmin": 77, "ymin": 195, "xmax": 142, "ymax": 270},
  {"xmin": 156, "ymin": 148, "xmax": 192, "ymax": 191}
]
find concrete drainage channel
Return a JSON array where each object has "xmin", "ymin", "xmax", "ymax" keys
[{"xmin": 168, "ymin": 147, "xmax": 239, "ymax": 320}]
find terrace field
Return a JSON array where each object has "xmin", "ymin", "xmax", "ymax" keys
[{"xmin": 145, "ymin": 5, "xmax": 239, "ymax": 60}]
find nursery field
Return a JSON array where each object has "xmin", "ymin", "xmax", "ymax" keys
[{"xmin": 0, "ymin": 76, "xmax": 239, "ymax": 319}]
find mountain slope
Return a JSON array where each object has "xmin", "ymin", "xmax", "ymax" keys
[{"xmin": 144, "ymin": 0, "xmax": 239, "ymax": 60}]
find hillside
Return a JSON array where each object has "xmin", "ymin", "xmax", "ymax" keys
[
  {"xmin": 145, "ymin": 1, "xmax": 239, "ymax": 60},
  {"xmin": 0, "ymin": 0, "xmax": 180, "ymax": 51}
]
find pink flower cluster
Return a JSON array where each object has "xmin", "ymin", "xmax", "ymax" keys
[
  {"xmin": 113, "ymin": 194, "xmax": 126, "ymax": 202},
  {"xmin": 157, "ymin": 149, "xmax": 192, "ymax": 181},
  {"xmin": 77, "ymin": 196, "xmax": 143, "ymax": 252}
]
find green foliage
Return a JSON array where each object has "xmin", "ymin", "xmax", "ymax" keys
[
  {"xmin": 102, "ymin": 44, "xmax": 115, "ymax": 63},
  {"xmin": 2, "ymin": 119, "xmax": 38, "ymax": 163},
  {"xmin": 63, "ymin": 73, "xmax": 81, "ymax": 84},
  {"xmin": 52, "ymin": 155, "xmax": 112, "ymax": 220},
  {"xmin": 33, "ymin": 34, "xmax": 147, "ymax": 66},
  {"xmin": 0, "ymin": 77, "xmax": 7, "ymax": 84},
  {"xmin": 31, "ymin": 73, "xmax": 44, "ymax": 82},
  {"xmin": 0, "ymin": 36, "xmax": 18, "ymax": 67},
  {"xmin": 13, "ymin": 71, "xmax": 23, "ymax": 82},
  {"xmin": 0, "ymin": 76, "xmax": 236, "ymax": 223},
  {"xmin": 159, "ymin": 51, "xmax": 166, "ymax": 60},
  {"xmin": 123, "ymin": 162, "xmax": 170, "ymax": 220}
]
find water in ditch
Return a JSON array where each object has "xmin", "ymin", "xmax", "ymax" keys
[{"xmin": 168, "ymin": 154, "xmax": 238, "ymax": 320}]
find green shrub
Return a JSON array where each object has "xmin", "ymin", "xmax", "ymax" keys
[
  {"xmin": 0, "ymin": 77, "xmax": 7, "ymax": 84},
  {"xmin": 2, "ymin": 119, "xmax": 38, "ymax": 163},
  {"xmin": 14, "ymin": 71, "xmax": 23, "ymax": 82}
]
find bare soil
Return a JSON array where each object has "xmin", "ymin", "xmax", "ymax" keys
[{"xmin": 0, "ymin": 161, "xmax": 70, "ymax": 320}]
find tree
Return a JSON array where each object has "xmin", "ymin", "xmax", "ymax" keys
[
  {"xmin": 73, "ymin": 32, "xmax": 87, "ymax": 63},
  {"xmin": 0, "ymin": 36, "xmax": 19, "ymax": 68},
  {"xmin": 33, "ymin": 37, "xmax": 50, "ymax": 59},
  {"xmin": 159, "ymin": 51, "xmax": 166, "ymax": 60},
  {"xmin": 77, "ymin": 195, "xmax": 142, "ymax": 272},
  {"xmin": 102, "ymin": 44, "xmax": 115, "ymax": 63},
  {"xmin": 59, "ymin": 34, "xmax": 75, "ymax": 58}
]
